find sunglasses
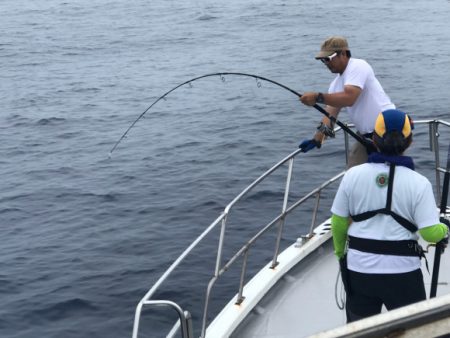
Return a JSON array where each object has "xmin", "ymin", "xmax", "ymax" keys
[{"xmin": 319, "ymin": 52, "xmax": 338, "ymax": 64}]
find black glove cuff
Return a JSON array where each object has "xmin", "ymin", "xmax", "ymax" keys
[
  {"xmin": 440, "ymin": 216, "xmax": 450, "ymax": 228},
  {"xmin": 317, "ymin": 122, "xmax": 335, "ymax": 138},
  {"xmin": 312, "ymin": 139, "xmax": 322, "ymax": 149}
]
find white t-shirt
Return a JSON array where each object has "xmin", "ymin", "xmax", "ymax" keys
[
  {"xmin": 331, "ymin": 162, "xmax": 440, "ymax": 274},
  {"xmin": 329, "ymin": 58, "xmax": 395, "ymax": 134}
]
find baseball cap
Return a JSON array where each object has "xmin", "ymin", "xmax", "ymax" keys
[
  {"xmin": 315, "ymin": 36, "xmax": 349, "ymax": 59},
  {"xmin": 374, "ymin": 109, "xmax": 412, "ymax": 138}
]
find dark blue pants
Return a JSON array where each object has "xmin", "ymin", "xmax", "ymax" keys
[{"xmin": 346, "ymin": 269, "xmax": 426, "ymax": 323}]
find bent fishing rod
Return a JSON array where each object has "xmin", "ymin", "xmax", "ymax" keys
[{"xmin": 109, "ymin": 72, "xmax": 367, "ymax": 156}]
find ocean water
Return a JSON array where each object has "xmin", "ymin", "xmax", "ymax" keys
[{"xmin": 1, "ymin": 0, "xmax": 450, "ymax": 337}]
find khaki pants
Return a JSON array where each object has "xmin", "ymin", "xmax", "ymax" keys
[{"xmin": 347, "ymin": 141, "xmax": 369, "ymax": 169}]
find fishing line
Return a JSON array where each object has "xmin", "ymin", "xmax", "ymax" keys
[
  {"xmin": 109, "ymin": 72, "xmax": 366, "ymax": 156},
  {"xmin": 334, "ymin": 270, "xmax": 345, "ymax": 310}
]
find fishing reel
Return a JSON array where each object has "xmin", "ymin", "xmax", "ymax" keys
[{"xmin": 316, "ymin": 121, "xmax": 335, "ymax": 138}]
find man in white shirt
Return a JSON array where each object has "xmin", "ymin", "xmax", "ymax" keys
[
  {"xmin": 330, "ymin": 109, "xmax": 448, "ymax": 322},
  {"xmin": 299, "ymin": 36, "xmax": 395, "ymax": 167}
]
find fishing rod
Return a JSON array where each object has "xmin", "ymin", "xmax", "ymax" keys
[
  {"xmin": 109, "ymin": 72, "xmax": 367, "ymax": 156},
  {"xmin": 430, "ymin": 142, "xmax": 450, "ymax": 298}
]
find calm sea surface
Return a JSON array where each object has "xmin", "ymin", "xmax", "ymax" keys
[{"xmin": 2, "ymin": 0, "xmax": 450, "ymax": 337}]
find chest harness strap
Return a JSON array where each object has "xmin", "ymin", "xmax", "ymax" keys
[
  {"xmin": 351, "ymin": 163, "xmax": 417, "ymax": 232},
  {"xmin": 348, "ymin": 163, "xmax": 428, "ymax": 266}
]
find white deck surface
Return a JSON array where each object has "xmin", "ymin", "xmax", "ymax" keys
[{"xmin": 216, "ymin": 221, "xmax": 450, "ymax": 338}]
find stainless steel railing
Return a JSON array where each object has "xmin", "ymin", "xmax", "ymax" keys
[{"xmin": 132, "ymin": 119, "xmax": 450, "ymax": 338}]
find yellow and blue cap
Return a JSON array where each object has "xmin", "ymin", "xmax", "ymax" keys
[{"xmin": 374, "ymin": 109, "xmax": 412, "ymax": 138}]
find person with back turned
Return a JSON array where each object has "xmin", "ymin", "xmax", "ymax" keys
[
  {"xmin": 330, "ymin": 108, "xmax": 449, "ymax": 322},
  {"xmin": 299, "ymin": 36, "xmax": 395, "ymax": 167}
]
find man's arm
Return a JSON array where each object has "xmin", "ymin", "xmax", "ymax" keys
[
  {"xmin": 313, "ymin": 105, "xmax": 340, "ymax": 143},
  {"xmin": 300, "ymin": 85, "xmax": 361, "ymax": 108},
  {"xmin": 321, "ymin": 85, "xmax": 361, "ymax": 108},
  {"xmin": 300, "ymin": 85, "xmax": 361, "ymax": 143}
]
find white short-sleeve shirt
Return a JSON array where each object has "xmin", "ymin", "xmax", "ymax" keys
[
  {"xmin": 329, "ymin": 58, "xmax": 395, "ymax": 134},
  {"xmin": 331, "ymin": 162, "xmax": 440, "ymax": 273}
]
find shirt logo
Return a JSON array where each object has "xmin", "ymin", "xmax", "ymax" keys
[{"xmin": 376, "ymin": 173, "xmax": 389, "ymax": 187}]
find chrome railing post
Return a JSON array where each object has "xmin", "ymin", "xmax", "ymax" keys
[
  {"xmin": 236, "ymin": 248, "xmax": 250, "ymax": 305},
  {"xmin": 132, "ymin": 301, "xmax": 144, "ymax": 338},
  {"xmin": 271, "ymin": 157, "xmax": 294, "ymax": 268},
  {"xmin": 201, "ymin": 276, "xmax": 218, "ymax": 338},
  {"xmin": 430, "ymin": 121, "xmax": 441, "ymax": 199},
  {"xmin": 308, "ymin": 192, "xmax": 321, "ymax": 237},
  {"xmin": 134, "ymin": 301, "xmax": 190, "ymax": 338},
  {"xmin": 215, "ymin": 215, "xmax": 228, "ymax": 276},
  {"xmin": 185, "ymin": 310, "xmax": 194, "ymax": 338}
]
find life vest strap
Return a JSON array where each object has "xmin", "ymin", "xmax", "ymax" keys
[
  {"xmin": 351, "ymin": 209, "xmax": 418, "ymax": 233},
  {"xmin": 348, "ymin": 235, "xmax": 423, "ymax": 257},
  {"xmin": 350, "ymin": 163, "xmax": 418, "ymax": 233},
  {"xmin": 348, "ymin": 235, "xmax": 429, "ymax": 272}
]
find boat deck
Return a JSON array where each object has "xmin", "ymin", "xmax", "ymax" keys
[{"xmin": 230, "ymin": 219, "xmax": 450, "ymax": 338}]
